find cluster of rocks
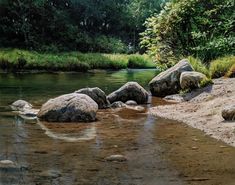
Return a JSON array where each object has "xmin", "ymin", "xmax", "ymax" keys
[
  {"xmin": 149, "ymin": 59, "xmax": 208, "ymax": 97},
  {"xmin": 11, "ymin": 59, "xmax": 234, "ymax": 123},
  {"xmin": 11, "ymin": 82, "xmax": 149, "ymax": 122}
]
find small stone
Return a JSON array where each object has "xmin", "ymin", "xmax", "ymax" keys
[
  {"xmin": 125, "ymin": 100, "xmax": 138, "ymax": 106},
  {"xmin": 0, "ymin": 160, "xmax": 16, "ymax": 168},
  {"xmin": 222, "ymin": 105, "xmax": 235, "ymax": 121},
  {"xmin": 39, "ymin": 170, "xmax": 61, "ymax": 179},
  {"xmin": 105, "ymin": 155, "xmax": 127, "ymax": 162},
  {"xmin": 191, "ymin": 146, "xmax": 198, "ymax": 150}
]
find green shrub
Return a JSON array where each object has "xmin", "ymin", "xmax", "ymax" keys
[
  {"xmin": 187, "ymin": 56, "xmax": 210, "ymax": 77},
  {"xmin": 209, "ymin": 56, "xmax": 235, "ymax": 78}
]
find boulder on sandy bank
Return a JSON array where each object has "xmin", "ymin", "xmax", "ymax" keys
[
  {"xmin": 75, "ymin": 87, "xmax": 109, "ymax": 109},
  {"xmin": 38, "ymin": 93, "xmax": 98, "ymax": 122},
  {"xmin": 180, "ymin": 71, "xmax": 207, "ymax": 89},
  {"xmin": 222, "ymin": 105, "xmax": 235, "ymax": 121},
  {"xmin": 11, "ymin": 100, "xmax": 32, "ymax": 111},
  {"xmin": 149, "ymin": 59, "xmax": 193, "ymax": 97},
  {"xmin": 107, "ymin": 82, "xmax": 149, "ymax": 104}
]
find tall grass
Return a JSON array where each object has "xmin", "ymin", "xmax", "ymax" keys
[
  {"xmin": 187, "ymin": 56, "xmax": 210, "ymax": 77},
  {"xmin": 209, "ymin": 56, "xmax": 235, "ymax": 78},
  {"xmin": 0, "ymin": 49, "xmax": 155, "ymax": 72}
]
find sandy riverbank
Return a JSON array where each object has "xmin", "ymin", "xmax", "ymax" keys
[{"xmin": 150, "ymin": 78, "xmax": 235, "ymax": 146}]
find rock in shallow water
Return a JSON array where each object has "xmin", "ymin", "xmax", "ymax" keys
[
  {"xmin": 11, "ymin": 100, "xmax": 32, "ymax": 111},
  {"xmin": 0, "ymin": 160, "xmax": 16, "ymax": 169},
  {"xmin": 105, "ymin": 155, "xmax": 127, "ymax": 162},
  {"xmin": 222, "ymin": 105, "xmax": 235, "ymax": 121},
  {"xmin": 107, "ymin": 82, "xmax": 149, "ymax": 104},
  {"xmin": 37, "ymin": 93, "xmax": 98, "ymax": 122},
  {"xmin": 75, "ymin": 87, "xmax": 110, "ymax": 109},
  {"xmin": 149, "ymin": 59, "xmax": 193, "ymax": 97}
]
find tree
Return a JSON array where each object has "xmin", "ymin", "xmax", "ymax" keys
[{"xmin": 140, "ymin": 0, "xmax": 235, "ymax": 64}]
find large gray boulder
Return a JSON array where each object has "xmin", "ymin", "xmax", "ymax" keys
[
  {"xmin": 180, "ymin": 71, "xmax": 207, "ymax": 89},
  {"xmin": 107, "ymin": 82, "xmax": 149, "ymax": 104},
  {"xmin": 38, "ymin": 93, "xmax": 98, "ymax": 122},
  {"xmin": 222, "ymin": 105, "xmax": 235, "ymax": 121},
  {"xmin": 149, "ymin": 59, "xmax": 193, "ymax": 97},
  {"xmin": 75, "ymin": 87, "xmax": 109, "ymax": 109}
]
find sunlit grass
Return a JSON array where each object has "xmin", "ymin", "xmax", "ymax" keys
[
  {"xmin": 0, "ymin": 48, "xmax": 155, "ymax": 72},
  {"xmin": 209, "ymin": 56, "xmax": 235, "ymax": 78}
]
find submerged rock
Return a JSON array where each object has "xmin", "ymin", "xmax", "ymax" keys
[
  {"xmin": 149, "ymin": 59, "xmax": 193, "ymax": 97},
  {"xmin": 11, "ymin": 100, "xmax": 32, "ymax": 111},
  {"xmin": 75, "ymin": 87, "xmax": 109, "ymax": 109},
  {"xmin": 110, "ymin": 101, "xmax": 127, "ymax": 108},
  {"xmin": 107, "ymin": 82, "xmax": 149, "ymax": 104},
  {"xmin": 38, "ymin": 93, "xmax": 98, "ymax": 122},
  {"xmin": 180, "ymin": 71, "xmax": 207, "ymax": 89},
  {"xmin": 0, "ymin": 160, "xmax": 17, "ymax": 169},
  {"xmin": 105, "ymin": 155, "xmax": 127, "ymax": 162},
  {"xmin": 222, "ymin": 105, "xmax": 235, "ymax": 121}
]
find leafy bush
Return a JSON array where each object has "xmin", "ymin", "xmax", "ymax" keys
[
  {"xmin": 140, "ymin": 0, "xmax": 235, "ymax": 64},
  {"xmin": 209, "ymin": 56, "xmax": 235, "ymax": 78}
]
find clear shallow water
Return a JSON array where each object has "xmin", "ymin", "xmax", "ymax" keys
[
  {"xmin": 0, "ymin": 69, "xmax": 184, "ymax": 185},
  {"xmin": 1, "ymin": 69, "xmax": 235, "ymax": 185}
]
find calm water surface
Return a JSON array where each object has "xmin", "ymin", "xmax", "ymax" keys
[{"xmin": 1, "ymin": 69, "xmax": 235, "ymax": 185}]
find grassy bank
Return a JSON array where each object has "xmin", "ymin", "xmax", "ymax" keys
[
  {"xmin": 187, "ymin": 55, "xmax": 235, "ymax": 79},
  {"xmin": 0, "ymin": 49, "xmax": 155, "ymax": 72}
]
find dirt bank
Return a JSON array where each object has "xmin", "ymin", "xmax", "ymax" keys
[{"xmin": 150, "ymin": 78, "xmax": 235, "ymax": 146}]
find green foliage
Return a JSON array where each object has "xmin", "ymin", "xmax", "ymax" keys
[
  {"xmin": 199, "ymin": 78, "xmax": 213, "ymax": 88},
  {"xmin": 0, "ymin": 0, "xmax": 166, "ymax": 53},
  {"xmin": 209, "ymin": 56, "xmax": 235, "ymax": 78},
  {"xmin": 0, "ymin": 49, "xmax": 153, "ymax": 72},
  {"xmin": 187, "ymin": 56, "xmax": 210, "ymax": 77},
  {"xmin": 141, "ymin": 0, "xmax": 235, "ymax": 64}
]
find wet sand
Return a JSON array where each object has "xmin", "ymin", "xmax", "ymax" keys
[{"xmin": 150, "ymin": 78, "xmax": 235, "ymax": 147}]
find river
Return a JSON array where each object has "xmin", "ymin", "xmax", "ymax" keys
[{"xmin": 0, "ymin": 69, "xmax": 235, "ymax": 185}]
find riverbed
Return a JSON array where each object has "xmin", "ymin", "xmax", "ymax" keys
[{"xmin": 1, "ymin": 70, "xmax": 235, "ymax": 185}]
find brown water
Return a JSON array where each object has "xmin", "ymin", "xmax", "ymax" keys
[{"xmin": 1, "ymin": 70, "xmax": 235, "ymax": 185}]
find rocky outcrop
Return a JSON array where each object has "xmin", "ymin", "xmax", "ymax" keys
[
  {"xmin": 149, "ymin": 59, "xmax": 193, "ymax": 97},
  {"xmin": 180, "ymin": 71, "xmax": 207, "ymax": 89},
  {"xmin": 222, "ymin": 105, "xmax": 235, "ymax": 121},
  {"xmin": 11, "ymin": 100, "xmax": 32, "ymax": 111},
  {"xmin": 75, "ymin": 87, "xmax": 109, "ymax": 109},
  {"xmin": 107, "ymin": 82, "xmax": 149, "ymax": 104},
  {"xmin": 38, "ymin": 93, "xmax": 98, "ymax": 122}
]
